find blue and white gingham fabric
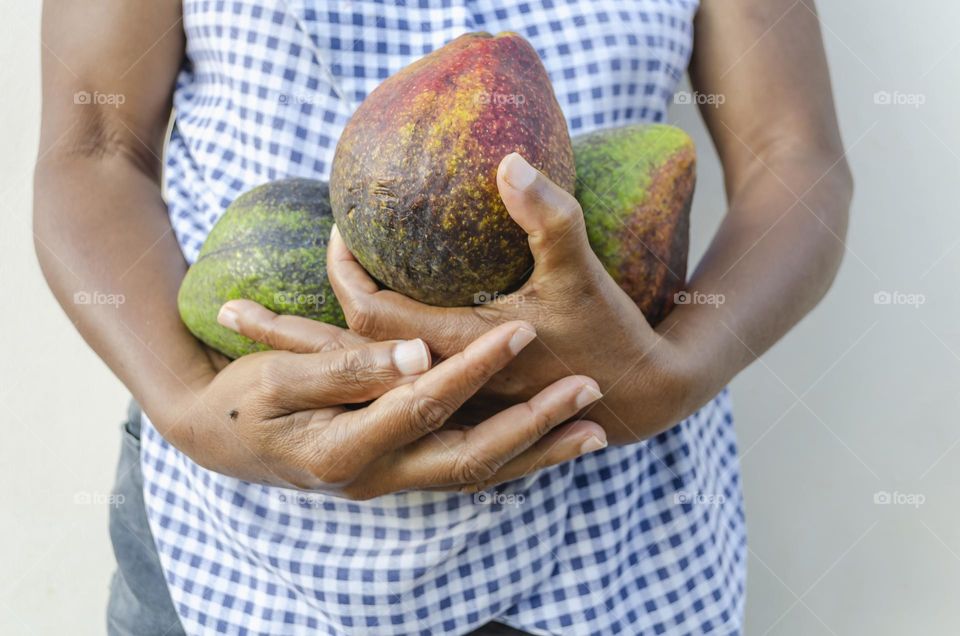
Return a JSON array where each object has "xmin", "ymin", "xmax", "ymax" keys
[{"xmin": 143, "ymin": 1, "xmax": 747, "ymax": 634}]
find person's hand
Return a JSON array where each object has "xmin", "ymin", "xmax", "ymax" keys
[
  {"xmin": 157, "ymin": 301, "xmax": 607, "ymax": 499},
  {"xmin": 325, "ymin": 153, "xmax": 704, "ymax": 445}
]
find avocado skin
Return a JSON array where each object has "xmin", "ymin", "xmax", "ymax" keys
[
  {"xmin": 573, "ymin": 124, "xmax": 696, "ymax": 325},
  {"xmin": 330, "ymin": 32, "xmax": 576, "ymax": 307},
  {"xmin": 177, "ymin": 178, "xmax": 345, "ymax": 359}
]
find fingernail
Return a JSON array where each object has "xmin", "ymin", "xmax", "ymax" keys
[
  {"xmin": 217, "ymin": 304, "xmax": 240, "ymax": 332},
  {"xmin": 579, "ymin": 435, "xmax": 607, "ymax": 456},
  {"xmin": 508, "ymin": 327, "xmax": 537, "ymax": 355},
  {"xmin": 575, "ymin": 384, "xmax": 603, "ymax": 410},
  {"xmin": 393, "ymin": 339, "xmax": 430, "ymax": 375},
  {"xmin": 501, "ymin": 153, "xmax": 538, "ymax": 191}
]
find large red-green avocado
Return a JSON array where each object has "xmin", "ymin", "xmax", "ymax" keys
[
  {"xmin": 330, "ymin": 31, "xmax": 576, "ymax": 307},
  {"xmin": 572, "ymin": 124, "xmax": 695, "ymax": 326}
]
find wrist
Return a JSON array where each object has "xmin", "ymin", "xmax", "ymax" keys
[
  {"xmin": 603, "ymin": 332, "xmax": 704, "ymax": 444},
  {"xmin": 139, "ymin": 350, "xmax": 219, "ymax": 447},
  {"xmin": 660, "ymin": 327, "xmax": 729, "ymax": 418}
]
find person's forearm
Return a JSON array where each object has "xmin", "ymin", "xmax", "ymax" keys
[
  {"xmin": 657, "ymin": 148, "xmax": 853, "ymax": 410},
  {"xmin": 34, "ymin": 152, "xmax": 216, "ymax": 433}
]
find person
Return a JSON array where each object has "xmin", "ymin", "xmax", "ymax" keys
[{"xmin": 35, "ymin": 0, "xmax": 851, "ymax": 634}]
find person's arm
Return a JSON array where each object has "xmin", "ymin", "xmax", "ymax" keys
[
  {"xmin": 35, "ymin": 0, "xmax": 606, "ymax": 495},
  {"xmin": 660, "ymin": 0, "xmax": 853, "ymax": 387},
  {"xmin": 254, "ymin": 0, "xmax": 852, "ymax": 446},
  {"xmin": 34, "ymin": 0, "xmax": 212, "ymax": 422}
]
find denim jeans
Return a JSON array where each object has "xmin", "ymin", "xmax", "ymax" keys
[{"xmin": 107, "ymin": 401, "xmax": 185, "ymax": 636}]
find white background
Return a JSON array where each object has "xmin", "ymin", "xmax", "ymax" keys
[{"xmin": 2, "ymin": 1, "xmax": 957, "ymax": 634}]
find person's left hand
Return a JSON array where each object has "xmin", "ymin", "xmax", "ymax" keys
[{"xmin": 323, "ymin": 153, "xmax": 704, "ymax": 445}]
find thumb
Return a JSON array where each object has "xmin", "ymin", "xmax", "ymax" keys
[{"xmin": 497, "ymin": 152, "xmax": 592, "ymax": 271}]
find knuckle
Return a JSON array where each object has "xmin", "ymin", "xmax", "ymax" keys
[
  {"xmin": 552, "ymin": 200, "xmax": 585, "ymax": 234},
  {"xmin": 315, "ymin": 337, "xmax": 346, "ymax": 354},
  {"xmin": 254, "ymin": 354, "xmax": 292, "ymax": 400},
  {"xmin": 262, "ymin": 314, "xmax": 285, "ymax": 345},
  {"xmin": 521, "ymin": 401, "xmax": 554, "ymax": 438},
  {"xmin": 310, "ymin": 457, "xmax": 356, "ymax": 487},
  {"xmin": 328, "ymin": 347, "xmax": 373, "ymax": 386},
  {"xmin": 303, "ymin": 427, "xmax": 361, "ymax": 486},
  {"xmin": 409, "ymin": 394, "xmax": 456, "ymax": 434},
  {"xmin": 451, "ymin": 447, "xmax": 500, "ymax": 484},
  {"xmin": 463, "ymin": 351, "xmax": 500, "ymax": 380},
  {"xmin": 345, "ymin": 300, "xmax": 377, "ymax": 337}
]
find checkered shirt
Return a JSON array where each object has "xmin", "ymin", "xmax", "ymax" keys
[{"xmin": 141, "ymin": 1, "xmax": 747, "ymax": 634}]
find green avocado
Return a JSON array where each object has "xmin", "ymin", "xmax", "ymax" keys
[
  {"xmin": 573, "ymin": 123, "xmax": 695, "ymax": 325},
  {"xmin": 177, "ymin": 178, "xmax": 345, "ymax": 359}
]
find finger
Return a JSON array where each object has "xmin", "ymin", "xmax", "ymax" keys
[
  {"xmin": 459, "ymin": 375, "xmax": 600, "ymax": 466},
  {"xmin": 260, "ymin": 337, "xmax": 432, "ymax": 410},
  {"xmin": 337, "ymin": 320, "xmax": 537, "ymax": 459},
  {"xmin": 393, "ymin": 375, "xmax": 603, "ymax": 489},
  {"xmin": 497, "ymin": 152, "xmax": 595, "ymax": 271},
  {"xmin": 325, "ymin": 224, "xmax": 380, "ymax": 297},
  {"xmin": 461, "ymin": 420, "xmax": 607, "ymax": 493},
  {"xmin": 326, "ymin": 226, "xmax": 483, "ymax": 355},
  {"xmin": 218, "ymin": 299, "xmax": 369, "ymax": 353}
]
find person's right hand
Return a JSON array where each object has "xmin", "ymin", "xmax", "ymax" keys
[{"xmin": 157, "ymin": 303, "xmax": 607, "ymax": 500}]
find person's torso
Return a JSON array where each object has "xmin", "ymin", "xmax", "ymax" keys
[{"xmin": 147, "ymin": 2, "xmax": 747, "ymax": 635}]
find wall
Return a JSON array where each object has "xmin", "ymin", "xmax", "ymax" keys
[
  {"xmin": 0, "ymin": 4, "xmax": 128, "ymax": 634},
  {"xmin": 673, "ymin": 1, "xmax": 960, "ymax": 632}
]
